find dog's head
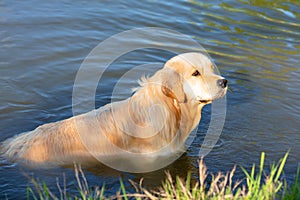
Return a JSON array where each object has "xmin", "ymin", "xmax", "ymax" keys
[{"xmin": 162, "ymin": 52, "xmax": 227, "ymax": 104}]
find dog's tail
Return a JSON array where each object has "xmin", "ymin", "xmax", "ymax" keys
[{"xmin": 1, "ymin": 131, "xmax": 35, "ymax": 162}]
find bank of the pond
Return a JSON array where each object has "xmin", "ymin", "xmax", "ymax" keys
[{"xmin": 27, "ymin": 152, "xmax": 299, "ymax": 200}]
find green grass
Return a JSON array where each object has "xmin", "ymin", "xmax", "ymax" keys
[
  {"xmin": 282, "ymin": 165, "xmax": 300, "ymax": 200},
  {"xmin": 26, "ymin": 152, "xmax": 299, "ymax": 200}
]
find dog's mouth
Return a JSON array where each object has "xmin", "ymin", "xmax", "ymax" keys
[
  {"xmin": 196, "ymin": 88, "xmax": 227, "ymax": 104},
  {"xmin": 198, "ymin": 99, "xmax": 212, "ymax": 104},
  {"xmin": 196, "ymin": 96, "xmax": 212, "ymax": 104}
]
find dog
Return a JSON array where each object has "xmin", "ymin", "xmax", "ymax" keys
[{"xmin": 1, "ymin": 52, "xmax": 227, "ymax": 168}]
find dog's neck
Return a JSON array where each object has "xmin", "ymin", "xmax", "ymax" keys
[{"xmin": 130, "ymin": 84, "xmax": 203, "ymax": 146}]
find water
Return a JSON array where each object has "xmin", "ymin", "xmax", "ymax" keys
[{"xmin": 1, "ymin": 0, "xmax": 300, "ymax": 198}]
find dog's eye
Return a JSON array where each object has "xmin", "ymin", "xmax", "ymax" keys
[{"xmin": 192, "ymin": 70, "xmax": 201, "ymax": 76}]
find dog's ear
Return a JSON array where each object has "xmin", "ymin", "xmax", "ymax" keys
[{"xmin": 160, "ymin": 68, "xmax": 186, "ymax": 103}]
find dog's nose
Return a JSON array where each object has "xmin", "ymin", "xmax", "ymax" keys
[{"xmin": 217, "ymin": 79, "xmax": 228, "ymax": 88}]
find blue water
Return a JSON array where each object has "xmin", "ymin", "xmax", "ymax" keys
[{"xmin": 1, "ymin": 0, "xmax": 300, "ymax": 199}]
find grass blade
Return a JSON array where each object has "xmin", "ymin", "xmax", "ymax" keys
[
  {"xmin": 119, "ymin": 178, "xmax": 128, "ymax": 200},
  {"xmin": 275, "ymin": 152, "xmax": 289, "ymax": 181}
]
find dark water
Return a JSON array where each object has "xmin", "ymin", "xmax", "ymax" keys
[{"xmin": 1, "ymin": 0, "xmax": 300, "ymax": 199}]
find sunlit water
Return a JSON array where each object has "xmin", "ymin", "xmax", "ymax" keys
[{"xmin": 1, "ymin": 0, "xmax": 300, "ymax": 199}]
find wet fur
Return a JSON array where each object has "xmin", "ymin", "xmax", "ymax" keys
[{"xmin": 1, "ymin": 53, "xmax": 226, "ymax": 166}]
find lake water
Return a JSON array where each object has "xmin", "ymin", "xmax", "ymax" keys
[{"xmin": 1, "ymin": 0, "xmax": 300, "ymax": 199}]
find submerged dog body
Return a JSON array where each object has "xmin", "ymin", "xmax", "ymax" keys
[{"xmin": 1, "ymin": 53, "xmax": 227, "ymax": 166}]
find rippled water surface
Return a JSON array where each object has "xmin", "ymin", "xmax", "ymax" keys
[{"xmin": 1, "ymin": 0, "xmax": 300, "ymax": 199}]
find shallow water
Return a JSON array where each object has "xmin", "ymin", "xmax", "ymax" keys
[{"xmin": 1, "ymin": 0, "xmax": 300, "ymax": 199}]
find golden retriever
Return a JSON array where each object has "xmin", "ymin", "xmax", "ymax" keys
[{"xmin": 1, "ymin": 52, "xmax": 227, "ymax": 168}]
